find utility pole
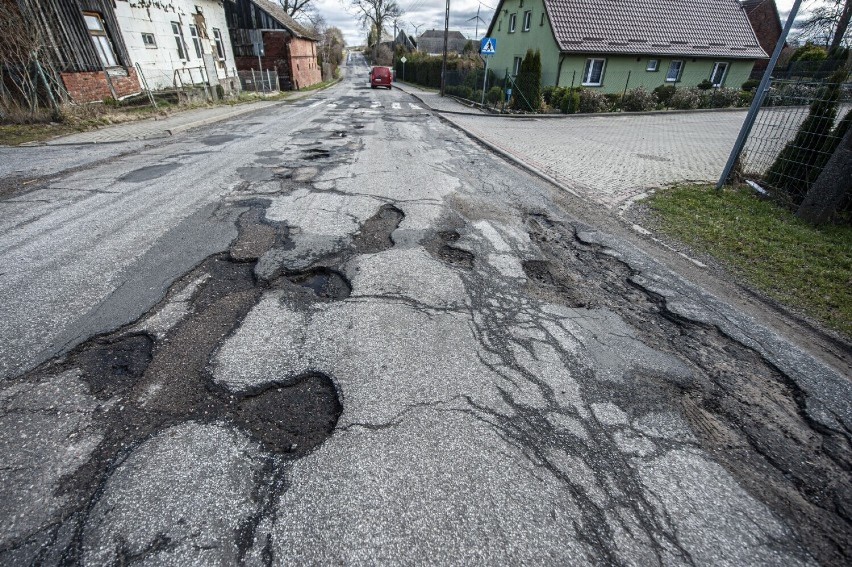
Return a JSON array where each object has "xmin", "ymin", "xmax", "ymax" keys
[{"xmin": 441, "ymin": 0, "xmax": 450, "ymax": 96}]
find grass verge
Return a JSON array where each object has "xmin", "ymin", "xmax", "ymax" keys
[{"xmin": 647, "ymin": 184, "xmax": 851, "ymax": 338}]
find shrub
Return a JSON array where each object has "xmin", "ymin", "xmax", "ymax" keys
[
  {"xmin": 512, "ymin": 49, "xmax": 543, "ymax": 111},
  {"xmin": 791, "ymin": 43, "xmax": 828, "ymax": 62},
  {"xmin": 472, "ymin": 89, "xmax": 483, "ymax": 103},
  {"xmin": 542, "ymin": 85, "xmax": 557, "ymax": 106},
  {"xmin": 578, "ymin": 89, "xmax": 608, "ymax": 113},
  {"xmin": 737, "ymin": 90, "xmax": 755, "ymax": 107},
  {"xmin": 741, "ymin": 79, "xmax": 760, "ymax": 92},
  {"xmin": 653, "ymin": 85, "xmax": 676, "ymax": 107},
  {"xmin": 670, "ymin": 87, "xmax": 701, "ymax": 110},
  {"xmin": 621, "ymin": 86, "xmax": 656, "ymax": 112},
  {"xmin": 560, "ymin": 88, "xmax": 580, "ymax": 114},
  {"xmin": 486, "ymin": 86, "xmax": 503, "ymax": 105},
  {"xmin": 765, "ymin": 83, "xmax": 820, "ymax": 106},
  {"xmin": 705, "ymin": 87, "xmax": 740, "ymax": 108},
  {"xmin": 697, "ymin": 79, "xmax": 714, "ymax": 91}
]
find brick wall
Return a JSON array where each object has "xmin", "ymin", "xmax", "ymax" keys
[
  {"xmin": 233, "ymin": 31, "xmax": 320, "ymax": 90},
  {"xmin": 288, "ymin": 37, "xmax": 321, "ymax": 90},
  {"xmin": 61, "ymin": 68, "xmax": 141, "ymax": 103}
]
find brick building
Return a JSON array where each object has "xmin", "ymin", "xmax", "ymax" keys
[
  {"xmin": 225, "ymin": 0, "xmax": 321, "ymax": 90},
  {"xmin": 741, "ymin": 0, "xmax": 784, "ymax": 78}
]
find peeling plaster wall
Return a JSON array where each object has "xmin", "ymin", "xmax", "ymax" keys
[{"xmin": 114, "ymin": 0, "xmax": 237, "ymax": 90}]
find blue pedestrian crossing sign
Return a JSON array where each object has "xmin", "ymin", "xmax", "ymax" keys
[{"xmin": 480, "ymin": 37, "xmax": 497, "ymax": 55}]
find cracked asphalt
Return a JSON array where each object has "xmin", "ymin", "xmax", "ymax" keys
[{"xmin": 0, "ymin": 54, "xmax": 850, "ymax": 566}]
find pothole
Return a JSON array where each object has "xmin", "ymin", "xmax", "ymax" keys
[
  {"xmin": 302, "ymin": 148, "xmax": 331, "ymax": 161},
  {"xmin": 282, "ymin": 268, "xmax": 352, "ymax": 300},
  {"xmin": 201, "ymin": 134, "xmax": 241, "ymax": 146},
  {"xmin": 425, "ymin": 230, "xmax": 475, "ymax": 270},
  {"xmin": 352, "ymin": 204, "xmax": 405, "ymax": 254},
  {"xmin": 522, "ymin": 259, "xmax": 597, "ymax": 308},
  {"xmin": 233, "ymin": 373, "xmax": 342, "ymax": 455}
]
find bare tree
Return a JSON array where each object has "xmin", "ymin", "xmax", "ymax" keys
[
  {"xmin": 796, "ymin": 0, "xmax": 852, "ymax": 53},
  {"xmin": 277, "ymin": 0, "xmax": 316, "ymax": 20},
  {"xmin": 351, "ymin": 0, "xmax": 402, "ymax": 61},
  {"xmin": 0, "ymin": 0, "xmax": 63, "ymax": 117}
]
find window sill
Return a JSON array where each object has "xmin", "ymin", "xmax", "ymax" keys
[{"xmin": 581, "ymin": 83, "xmax": 601, "ymax": 87}]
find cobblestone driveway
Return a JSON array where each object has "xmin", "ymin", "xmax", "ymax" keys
[{"xmin": 445, "ymin": 110, "xmax": 748, "ymax": 208}]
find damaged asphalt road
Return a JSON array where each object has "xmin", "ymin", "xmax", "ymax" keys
[{"xmin": 1, "ymin": 65, "xmax": 851, "ymax": 566}]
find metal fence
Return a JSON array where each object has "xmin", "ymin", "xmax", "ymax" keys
[
  {"xmin": 237, "ymin": 69, "xmax": 281, "ymax": 93},
  {"xmin": 739, "ymin": 73, "xmax": 851, "ymax": 205}
]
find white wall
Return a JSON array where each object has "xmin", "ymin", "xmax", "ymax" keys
[{"xmin": 115, "ymin": 0, "xmax": 237, "ymax": 90}]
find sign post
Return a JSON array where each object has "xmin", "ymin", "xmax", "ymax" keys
[
  {"xmin": 400, "ymin": 56, "xmax": 407, "ymax": 82},
  {"xmin": 479, "ymin": 37, "xmax": 496, "ymax": 106}
]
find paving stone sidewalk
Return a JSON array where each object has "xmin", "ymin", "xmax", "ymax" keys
[
  {"xmin": 396, "ymin": 83, "xmax": 748, "ymax": 208},
  {"xmin": 44, "ymin": 100, "xmax": 284, "ymax": 145},
  {"xmin": 392, "ymin": 82, "xmax": 484, "ymax": 115}
]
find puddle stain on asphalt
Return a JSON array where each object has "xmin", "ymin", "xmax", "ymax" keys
[{"xmin": 119, "ymin": 163, "xmax": 181, "ymax": 183}]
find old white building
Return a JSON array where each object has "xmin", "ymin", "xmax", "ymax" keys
[{"xmin": 113, "ymin": 0, "xmax": 238, "ymax": 91}]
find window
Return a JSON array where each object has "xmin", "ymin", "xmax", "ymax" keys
[
  {"xmin": 142, "ymin": 33, "xmax": 156, "ymax": 48},
  {"xmin": 509, "ymin": 13, "xmax": 516, "ymax": 33},
  {"xmin": 666, "ymin": 60, "xmax": 683, "ymax": 82},
  {"xmin": 710, "ymin": 62, "xmax": 728, "ymax": 87},
  {"xmin": 171, "ymin": 22, "xmax": 187, "ymax": 60},
  {"xmin": 513, "ymin": 56, "xmax": 522, "ymax": 76},
  {"xmin": 523, "ymin": 11, "xmax": 532, "ymax": 31},
  {"xmin": 83, "ymin": 12, "xmax": 118, "ymax": 67},
  {"xmin": 646, "ymin": 59, "xmax": 659, "ymax": 72},
  {"xmin": 213, "ymin": 28, "xmax": 226, "ymax": 60},
  {"xmin": 188, "ymin": 24, "xmax": 203, "ymax": 59},
  {"xmin": 582, "ymin": 58, "xmax": 606, "ymax": 86}
]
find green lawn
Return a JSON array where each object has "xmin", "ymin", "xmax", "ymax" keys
[{"xmin": 648, "ymin": 184, "xmax": 852, "ymax": 338}]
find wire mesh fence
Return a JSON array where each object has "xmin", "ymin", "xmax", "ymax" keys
[
  {"xmin": 739, "ymin": 71, "xmax": 851, "ymax": 206},
  {"xmin": 237, "ymin": 69, "xmax": 281, "ymax": 93}
]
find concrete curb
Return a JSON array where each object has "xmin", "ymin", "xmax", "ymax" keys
[
  {"xmin": 165, "ymin": 101, "xmax": 285, "ymax": 135},
  {"xmin": 437, "ymin": 113, "xmax": 584, "ymax": 201}
]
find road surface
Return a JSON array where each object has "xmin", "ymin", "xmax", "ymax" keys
[{"xmin": 0, "ymin": 54, "xmax": 850, "ymax": 565}]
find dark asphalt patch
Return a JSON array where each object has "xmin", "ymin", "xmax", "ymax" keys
[
  {"xmin": 11, "ymin": 201, "xmax": 344, "ymax": 562},
  {"xmin": 119, "ymin": 163, "xmax": 181, "ymax": 183},
  {"xmin": 201, "ymin": 134, "xmax": 241, "ymax": 146}
]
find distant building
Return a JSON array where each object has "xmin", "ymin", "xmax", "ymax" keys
[
  {"xmin": 485, "ymin": 0, "xmax": 768, "ymax": 92},
  {"xmin": 417, "ymin": 30, "xmax": 468, "ymax": 55},
  {"xmin": 225, "ymin": 0, "xmax": 321, "ymax": 90},
  {"xmin": 741, "ymin": 0, "xmax": 785, "ymax": 78}
]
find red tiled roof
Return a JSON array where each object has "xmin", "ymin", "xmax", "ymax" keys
[{"xmin": 542, "ymin": 0, "xmax": 767, "ymax": 59}]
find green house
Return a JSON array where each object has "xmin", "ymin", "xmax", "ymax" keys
[{"xmin": 484, "ymin": 0, "xmax": 768, "ymax": 92}]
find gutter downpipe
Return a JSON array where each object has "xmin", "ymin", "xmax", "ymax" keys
[{"xmin": 555, "ymin": 53, "xmax": 566, "ymax": 86}]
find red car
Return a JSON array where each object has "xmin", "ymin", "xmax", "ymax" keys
[{"xmin": 370, "ymin": 66, "xmax": 392, "ymax": 89}]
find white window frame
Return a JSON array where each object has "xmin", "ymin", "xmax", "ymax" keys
[
  {"xmin": 666, "ymin": 60, "xmax": 683, "ymax": 82},
  {"xmin": 83, "ymin": 12, "xmax": 119, "ymax": 68},
  {"xmin": 213, "ymin": 28, "xmax": 226, "ymax": 60},
  {"xmin": 522, "ymin": 11, "xmax": 532, "ymax": 31},
  {"xmin": 509, "ymin": 13, "xmax": 517, "ymax": 33},
  {"xmin": 646, "ymin": 59, "xmax": 659, "ymax": 72},
  {"xmin": 142, "ymin": 32, "xmax": 157, "ymax": 48},
  {"xmin": 513, "ymin": 56, "xmax": 522, "ymax": 76},
  {"xmin": 172, "ymin": 22, "xmax": 188, "ymax": 60},
  {"xmin": 710, "ymin": 61, "xmax": 729, "ymax": 87},
  {"xmin": 188, "ymin": 24, "xmax": 203, "ymax": 59},
  {"xmin": 582, "ymin": 58, "xmax": 606, "ymax": 86}
]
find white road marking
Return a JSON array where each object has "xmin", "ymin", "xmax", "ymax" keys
[
  {"xmin": 409, "ymin": 103, "xmax": 422, "ymax": 110},
  {"xmin": 310, "ymin": 101, "xmax": 323, "ymax": 107},
  {"xmin": 392, "ymin": 103, "xmax": 401, "ymax": 110}
]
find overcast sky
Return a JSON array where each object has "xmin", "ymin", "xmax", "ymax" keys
[{"xmin": 310, "ymin": 0, "xmax": 819, "ymax": 48}]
